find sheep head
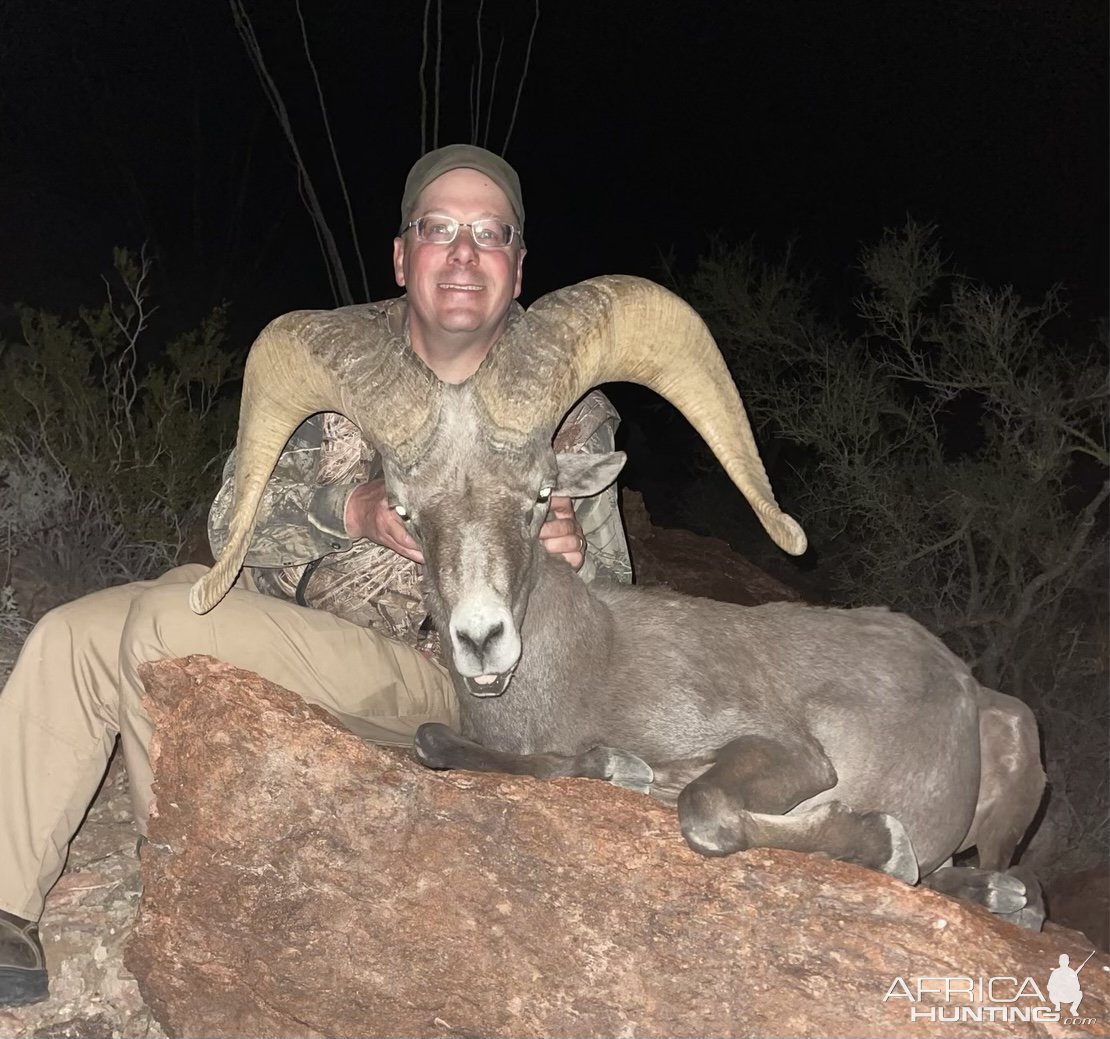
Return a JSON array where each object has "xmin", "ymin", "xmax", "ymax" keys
[
  {"xmin": 189, "ymin": 277, "xmax": 807, "ymax": 656},
  {"xmin": 379, "ymin": 389, "xmax": 627, "ymax": 695}
]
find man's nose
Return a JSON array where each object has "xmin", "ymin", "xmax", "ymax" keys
[{"xmin": 446, "ymin": 232, "xmax": 479, "ymax": 263}]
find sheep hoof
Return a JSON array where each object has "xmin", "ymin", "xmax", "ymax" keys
[
  {"xmin": 922, "ymin": 865, "xmax": 1032, "ymax": 916},
  {"xmin": 993, "ymin": 868, "xmax": 1045, "ymax": 930},
  {"xmin": 980, "ymin": 872, "xmax": 1029, "ymax": 914},
  {"xmin": 413, "ymin": 722, "xmax": 455, "ymax": 769},
  {"xmin": 580, "ymin": 745, "xmax": 654, "ymax": 794}
]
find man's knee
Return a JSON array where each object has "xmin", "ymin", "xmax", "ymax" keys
[
  {"xmin": 17, "ymin": 567, "xmax": 202, "ymax": 665},
  {"xmin": 119, "ymin": 580, "xmax": 294, "ymax": 688},
  {"xmin": 121, "ymin": 581, "xmax": 229, "ymax": 663}
]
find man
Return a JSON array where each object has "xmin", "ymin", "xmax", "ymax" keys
[{"xmin": 0, "ymin": 144, "xmax": 632, "ymax": 1007}]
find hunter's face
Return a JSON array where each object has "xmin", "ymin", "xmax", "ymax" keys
[{"xmin": 393, "ymin": 167, "xmax": 525, "ymax": 352}]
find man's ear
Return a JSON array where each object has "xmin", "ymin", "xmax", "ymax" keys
[
  {"xmin": 393, "ymin": 237, "xmax": 406, "ymax": 287},
  {"xmin": 512, "ymin": 246, "xmax": 526, "ymax": 299},
  {"xmin": 553, "ymin": 451, "xmax": 627, "ymax": 498}
]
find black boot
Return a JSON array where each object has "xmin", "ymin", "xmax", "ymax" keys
[{"xmin": 0, "ymin": 908, "xmax": 48, "ymax": 1006}]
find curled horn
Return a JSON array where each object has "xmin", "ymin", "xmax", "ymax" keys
[
  {"xmin": 473, "ymin": 275, "xmax": 807, "ymax": 555},
  {"xmin": 189, "ymin": 306, "xmax": 441, "ymax": 614}
]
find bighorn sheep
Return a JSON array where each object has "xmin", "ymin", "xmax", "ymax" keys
[{"xmin": 191, "ymin": 276, "xmax": 1045, "ymax": 925}]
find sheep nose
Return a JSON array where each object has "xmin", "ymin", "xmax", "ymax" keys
[
  {"xmin": 448, "ymin": 602, "xmax": 521, "ymax": 675},
  {"xmin": 456, "ymin": 621, "xmax": 504, "ymax": 661}
]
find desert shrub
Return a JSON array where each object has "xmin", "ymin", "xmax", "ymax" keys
[
  {"xmin": 0, "ymin": 247, "xmax": 239, "ymax": 623},
  {"xmin": 681, "ymin": 220, "xmax": 1109, "ymax": 871}
]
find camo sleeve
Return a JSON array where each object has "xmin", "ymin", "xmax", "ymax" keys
[
  {"xmin": 208, "ymin": 413, "xmax": 373, "ymax": 569},
  {"xmin": 555, "ymin": 391, "xmax": 633, "ymax": 586}
]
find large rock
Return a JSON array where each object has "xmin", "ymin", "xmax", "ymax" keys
[{"xmin": 128, "ymin": 656, "xmax": 1108, "ymax": 1038}]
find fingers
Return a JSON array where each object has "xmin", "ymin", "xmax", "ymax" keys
[
  {"xmin": 351, "ymin": 479, "xmax": 424, "ymax": 562},
  {"xmin": 389, "ymin": 523, "xmax": 425, "ymax": 563},
  {"xmin": 548, "ymin": 495, "xmax": 575, "ymax": 521},
  {"xmin": 540, "ymin": 498, "xmax": 586, "ymax": 570},
  {"xmin": 539, "ymin": 514, "xmax": 580, "ymax": 548},
  {"xmin": 380, "ymin": 508, "xmax": 424, "ymax": 563},
  {"xmin": 391, "ymin": 539, "xmax": 425, "ymax": 564}
]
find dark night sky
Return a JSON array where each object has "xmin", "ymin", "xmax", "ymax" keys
[{"xmin": 1, "ymin": 0, "xmax": 1106, "ymax": 338}]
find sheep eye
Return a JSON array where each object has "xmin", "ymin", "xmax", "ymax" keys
[
  {"xmin": 393, "ymin": 504, "xmax": 410, "ymax": 520},
  {"xmin": 536, "ymin": 486, "xmax": 553, "ymax": 504}
]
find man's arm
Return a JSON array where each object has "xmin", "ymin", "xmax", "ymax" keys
[{"xmin": 208, "ymin": 414, "xmax": 371, "ymax": 568}]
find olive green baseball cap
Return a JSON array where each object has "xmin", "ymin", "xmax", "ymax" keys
[{"xmin": 399, "ymin": 144, "xmax": 525, "ymax": 236}]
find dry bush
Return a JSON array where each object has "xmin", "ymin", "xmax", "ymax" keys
[{"xmin": 0, "ymin": 247, "xmax": 238, "ymax": 625}]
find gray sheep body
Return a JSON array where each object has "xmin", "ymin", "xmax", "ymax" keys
[{"xmin": 439, "ymin": 548, "xmax": 990, "ymax": 876}]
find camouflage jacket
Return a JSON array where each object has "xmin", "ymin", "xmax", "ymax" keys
[{"xmin": 208, "ymin": 298, "xmax": 632, "ymax": 662}]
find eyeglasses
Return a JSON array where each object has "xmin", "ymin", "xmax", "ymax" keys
[{"xmin": 404, "ymin": 215, "xmax": 520, "ymax": 249}]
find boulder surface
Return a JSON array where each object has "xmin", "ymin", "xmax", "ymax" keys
[{"xmin": 128, "ymin": 655, "xmax": 1109, "ymax": 1038}]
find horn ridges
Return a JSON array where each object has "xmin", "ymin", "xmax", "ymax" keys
[
  {"xmin": 190, "ymin": 306, "xmax": 441, "ymax": 614},
  {"xmin": 473, "ymin": 276, "xmax": 807, "ymax": 556}
]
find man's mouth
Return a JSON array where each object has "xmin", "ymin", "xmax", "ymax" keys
[{"xmin": 439, "ymin": 282, "xmax": 484, "ymax": 292}]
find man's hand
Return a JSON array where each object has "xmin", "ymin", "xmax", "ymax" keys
[
  {"xmin": 344, "ymin": 479, "xmax": 424, "ymax": 563},
  {"xmin": 539, "ymin": 495, "xmax": 586, "ymax": 571},
  {"xmin": 346, "ymin": 483, "xmax": 583, "ymax": 570}
]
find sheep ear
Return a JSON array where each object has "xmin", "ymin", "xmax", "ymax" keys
[{"xmin": 553, "ymin": 451, "xmax": 627, "ymax": 498}]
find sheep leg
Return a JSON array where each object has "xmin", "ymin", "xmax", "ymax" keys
[
  {"xmin": 920, "ymin": 690, "xmax": 1046, "ymax": 929},
  {"xmin": 959, "ymin": 689, "xmax": 1046, "ymax": 870},
  {"xmin": 677, "ymin": 734, "xmax": 919, "ymax": 883},
  {"xmin": 413, "ymin": 722, "xmax": 654, "ymax": 793}
]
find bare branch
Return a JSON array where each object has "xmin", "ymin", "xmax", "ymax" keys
[
  {"xmin": 482, "ymin": 36, "xmax": 504, "ymax": 150},
  {"xmin": 298, "ymin": 171, "xmax": 339, "ymax": 306},
  {"xmin": 433, "ymin": 0, "xmax": 442, "ymax": 149},
  {"xmin": 472, "ymin": 0, "xmax": 486, "ymax": 144},
  {"xmin": 900, "ymin": 519, "xmax": 973, "ymax": 566},
  {"xmin": 229, "ymin": 0, "xmax": 353, "ymax": 305},
  {"xmin": 293, "ymin": 0, "xmax": 369, "ymax": 302},
  {"xmin": 502, "ymin": 0, "xmax": 540, "ymax": 155},
  {"xmin": 468, "ymin": 65, "xmax": 477, "ymax": 145},
  {"xmin": 1012, "ymin": 479, "xmax": 1110, "ymax": 625},
  {"xmin": 419, "ymin": 0, "xmax": 431, "ymax": 153}
]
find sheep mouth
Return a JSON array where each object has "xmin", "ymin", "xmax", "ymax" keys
[{"xmin": 462, "ymin": 669, "xmax": 515, "ymax": 698}]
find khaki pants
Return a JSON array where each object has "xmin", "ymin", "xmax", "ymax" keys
[{"xmin": 0, "ymin": 564, "xmax": 457, "ymax": 921}]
